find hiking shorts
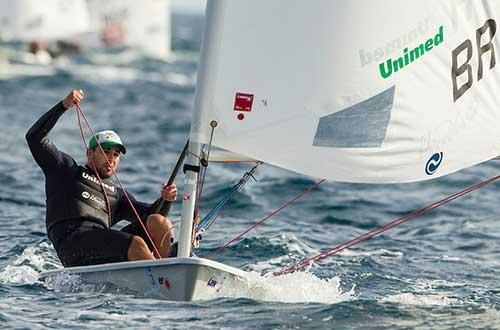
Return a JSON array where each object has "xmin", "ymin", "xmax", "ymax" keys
[{"xmin": 48, "ymin": 219, "xmax": 150, "ymax": 267}]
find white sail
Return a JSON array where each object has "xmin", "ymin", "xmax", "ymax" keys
[
  {"xmin": 0, "ymin": 0, "xmax": 89, "ymax": 41},
  {"xmin": 208, "ymin": 149, "xmax": 259, "ymax": 163},
  {"xmin": 86, "ymin": 0, "xmax": 171, "ymax": 58},
  {"xmin": 190, "ymin": 0, "xmax": 500, "ymax": 183},
  {"xmin": 0, "ymin": 48, "xmax": 8, "ymax": 77}
]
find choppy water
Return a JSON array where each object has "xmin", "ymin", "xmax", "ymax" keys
[{"xmin": 1, "ymin": 13, "xmax": 500, "ymax": 330}]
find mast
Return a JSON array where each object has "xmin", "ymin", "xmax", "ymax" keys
[
  {"xmin": 177, "ymin": 0, "xmax": 220, "ymax": 257},
  {"xmin": 177, "ymin": 142, "xmax": 201, "ymax": 257}
]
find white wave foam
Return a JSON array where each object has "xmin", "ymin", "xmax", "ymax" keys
[
  {"xmin": 338, "ymin": 248, "xmax": 404, "ymax": 259},
  {"xmin": 44, "ymin": 271, "xmax": 87, "ymax": 293},
  {"xmin": 435, "ymin": 255, "xmax": 462, "ymax": 262},
  {"xmin": 380, "ymin": 292, "xmax": 459, "ymax": 306},
  {"xmin": 0, "ymin": 265, "xmax": 39, "ymax": 284},
  {"xmin": 269, "ymin": 234, "xmax": 319, "ymax": 255},
  {"xmin": 219, "ymin": 271, "xmax": 355, "ymax": 304},
  {"xmin": 412, "ymin": 278, "xmax": 468, "ymax": 290},
  {"xmin": 0, "ymin": 242, "xmax": 60, "ymax": 285},
  {"xmin": 379, "ymin": 277, "xmax": 466, "ymax": 307},
  {"xmin": 43, "ymin": 271, "xmax": 135, "ymax": 296}
]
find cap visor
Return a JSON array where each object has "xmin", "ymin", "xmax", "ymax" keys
[{"xmin": 96, "ymin": 141, "xmax": 127, "ymax": 154}]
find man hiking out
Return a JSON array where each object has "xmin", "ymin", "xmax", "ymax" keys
[{"xmin": 26, "ymin": 89, "xmax": 177, "ymax": 267}]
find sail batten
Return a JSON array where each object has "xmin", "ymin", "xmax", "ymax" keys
[{"xmin": 191, "ymin": 0, "xmax": 500, "ymax": 183}]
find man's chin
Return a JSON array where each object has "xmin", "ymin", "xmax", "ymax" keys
[{"xmin": 99, "ymin": 170, "xmax": 113, "ymax": 179}]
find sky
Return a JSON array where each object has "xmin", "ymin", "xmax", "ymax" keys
[{"xmin": 170, "ymin": 0, "xmax": 206, "ymax": 13}]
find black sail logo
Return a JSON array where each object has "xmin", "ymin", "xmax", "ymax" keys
[{"xmin": 451, "ymin": 19, "xmax": 496, "ymax": 102}]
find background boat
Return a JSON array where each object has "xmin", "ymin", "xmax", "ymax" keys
[{"xmin": 84, "ymin": 0, "xmax": 172, "ymax": 59}]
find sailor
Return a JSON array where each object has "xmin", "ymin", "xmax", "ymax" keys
[{"xmin": 26, "ymin": 89, "xmax": 177, "ymax": 267}]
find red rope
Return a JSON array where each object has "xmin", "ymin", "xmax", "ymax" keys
[
  {"xmin": 274, "ymin": 174, "xmax": 500, "ymax": 276},
  {"xmin": 205, "ymin": 179, "xmax": 326, "ymax": 259},
  {"xmin": 76, "ymin": 109, "xmax": 113, "ymax": 226},
  {"xmin": 75, "ymin": 103, "xmax": 162, "ymax": 259}
]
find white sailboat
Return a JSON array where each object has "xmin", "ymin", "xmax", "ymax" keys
[
  {"xmin": 0, "ymin": 48, "xmax": 8, "ymax": 77},
  {"xmin": 0, "ymin": 0, "xmax": 90, "ymax": 70},
  {"xmin": 85, "ymin": 0, "xmax": 171, "ymax": 59},
  {"xmin": 40, "ymin": 0, "xmax": 500, "ymax": 301},
  {"xmin": 0, "ymin": 0, "xmax": 89, "ymax": 42}
]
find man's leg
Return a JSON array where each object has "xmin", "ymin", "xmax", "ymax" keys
[
  {"xmin": 56, "ymin": 221, "xmax": 147, "ymax": 267},
  {"xmin": 127, "ymin": 236, "xmax": 155, "ymax": 261},
  {"xmin": 145, "ymin": 214, "xmax": 174, "ymax": 258},
  {"xmin": 121, "ymin": 215, "xmax": 174, "ymax": 259}
]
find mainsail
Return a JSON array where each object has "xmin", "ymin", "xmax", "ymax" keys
[
  {"xmin": 85, "ymin": 0, "xmax": 171, "ymax": 58},
  {"xmin": 0, "ymin": 0, "xmax": 89, "ymax": 41},
  {"xmin": 189, "ymin": 0, "xmax": 500, "ymax": 184}
]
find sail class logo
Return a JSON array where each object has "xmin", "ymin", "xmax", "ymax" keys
[
  {"xmin": 233, "ymin": 92, "xmax": 254, "ymax": 120},
  {"xmin": 379, "ymin": 25, "xmax": 444, "ymax": 79},
  {"xmin": 425, "ymin": 152, "xmax": 443, "ymax": 175}
]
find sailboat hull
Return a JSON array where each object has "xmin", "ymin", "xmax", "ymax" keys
[{"xmin": 39, "ymin": 257, "xmax": 249, "ymax": 301}]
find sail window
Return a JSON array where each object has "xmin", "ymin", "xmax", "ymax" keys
[{"xmin": 313, "ymin": 86, "xmax": 395, "ymax": 148}]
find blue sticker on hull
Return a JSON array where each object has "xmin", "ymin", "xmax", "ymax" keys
[
  {"xmin": 145, "ymin": 267, "xmax": 156, "ymax": 287},
  {"xmin": 207, "ymin": 278, "xmax": 217, "ymax": 287}
]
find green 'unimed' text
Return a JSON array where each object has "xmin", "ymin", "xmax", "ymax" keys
[{"xmin": 379, "ymin": 25, "xmax": 444, "ymax": 79}]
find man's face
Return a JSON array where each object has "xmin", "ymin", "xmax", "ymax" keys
[{"xmin": 86, "ymin": 146, "xmax": 121, "ymax": 178}]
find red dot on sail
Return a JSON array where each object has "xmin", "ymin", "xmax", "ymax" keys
[{"xmin": 237, "ymin": 113, "xmax": 245, "ymax": 120}]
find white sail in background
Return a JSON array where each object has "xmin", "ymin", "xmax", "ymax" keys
[
  {"xmin": 86, "ymin": 0, "xmax": 171, "ymax": 58},
  {"xmin": 0, "ymin": 0, "xmax": 89, "ymax": 41},
  {"xmin": 0, "ymin": 49, "xmax": 8, "ymax": 77},
  {"xmin": 190, "ymin": 0, "xmax": 500, "ymax": 183}
]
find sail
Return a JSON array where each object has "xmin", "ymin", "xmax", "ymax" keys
[
  {"xmin": 86, "ymin": 0, "xmax": 171, "ymax": 58},
  {"xmin": 0, "ymin": 0, "xmax": 89, "ymax": 41},
  {"xmin": 190, "ymin": 0, "xmax": 500, "ymax": 183},
  {"xmin": 208, "ymin": 149, "xmax": 259, "ymax": 163}
]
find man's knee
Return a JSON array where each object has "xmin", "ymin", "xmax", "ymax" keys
[
  {"xmin": 146, "ymin": 214, "xmax": 172, "ymax": 231},
  {"xmin": 146, "ymin": 214, "xmax": 174, "ymax": 258},
  {"xmin": 130, "ymin": 235, "xmax": 147, "ymax": 249},
  {"xmin": 128, "ymin": 235, "xmax": 154, "ymax": 260}
]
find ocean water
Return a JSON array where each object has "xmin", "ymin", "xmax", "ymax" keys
[{"xmin": 1, "ymin": 13, "xmax": 500, "ymax": 330}]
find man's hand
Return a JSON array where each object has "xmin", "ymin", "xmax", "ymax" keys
[
  {"xmin": 63, "ymin": 89, "xmax": 84, "ymax": 109},
  {"xmin": 161, "ymin": 183, "xmax": 178, "ymax": 202}
]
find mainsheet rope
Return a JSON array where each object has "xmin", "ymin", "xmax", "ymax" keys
[
  {"xmin": 205, "ymin": 179, "xmax": 326, "ymax": 259},
  {"xmin": 274, "ymin": 173, "xmax": 500, "ymax": 276},
  {"xmin": 75, "ymin": 106, "xmax": 112, "ymax": 225},
  {"xmin": 75, "ymin": 103, "xmax": 162, "ymax": 259}
]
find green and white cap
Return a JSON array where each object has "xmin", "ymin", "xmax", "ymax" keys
[{"xmin": 88, "ymin": 130, "xmax": 127, "ymax": 154}]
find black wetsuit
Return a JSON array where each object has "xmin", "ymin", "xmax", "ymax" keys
[{"xmin": 26, "ymin": 101, "xmax": 159, "ymax": 267}]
